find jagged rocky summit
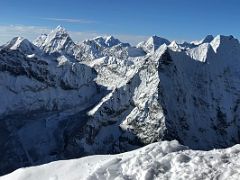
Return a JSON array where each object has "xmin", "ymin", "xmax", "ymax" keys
[{"xmin": 0, "ymin": 26, "xmax": 240, "ymax": 176}]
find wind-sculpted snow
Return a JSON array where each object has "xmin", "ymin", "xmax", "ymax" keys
[
  {"xmin": 0, "ymin": 26, "xmax": 240, "ymax": 177},
  {"xmin": 2, "ymin": 140, "xmax": 240, "ymax": 180}
]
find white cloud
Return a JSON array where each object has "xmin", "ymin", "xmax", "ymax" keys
[
  {"xmin": 0, "ymin": 25, "xmax": 148, "ymax": 45},
  {"xmin": 40, "ymin": 18, "xmax": 96, "ymax": 24}
]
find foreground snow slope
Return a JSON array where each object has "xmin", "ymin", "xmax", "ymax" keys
[{"xmin": 2, "ymin": 140, "xmax": 240, "ymax": 180}]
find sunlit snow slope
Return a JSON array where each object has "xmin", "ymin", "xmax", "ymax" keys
[{"xmin": 2, "ymin": 140, "xmax": 240, "ymax": 180}]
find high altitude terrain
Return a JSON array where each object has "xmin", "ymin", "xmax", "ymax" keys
[
  {"xmin": 2, "ymin": 140, "xmax": 240, "ymax": 180},
  {"xmin": 0, "ymin": 26, "xmax": 240, "ymax": 176}
]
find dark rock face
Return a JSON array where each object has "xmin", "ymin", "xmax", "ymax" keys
[
  {"xmin": 0, "ymin": 39, "xmax": 110, "ymax": 175},
  {"xmin": 0, "ymin": 49, "xmax": 55, "ymax": 86},
  {"xmin": 0, "ymin": 109, "xmax": 89, "ymax": 175},
  {"xmin": 156, "ymin": 46, "xmax": 240, "ymax": 149}
]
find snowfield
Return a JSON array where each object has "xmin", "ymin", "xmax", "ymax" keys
[{"xmin": 1, "ymin": 140, "xmax": 240, "ymax": 180}]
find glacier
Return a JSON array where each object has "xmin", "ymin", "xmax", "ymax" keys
[{"xmin": 0, "ymin": 26, "xmax": 240, "ymax": 178}]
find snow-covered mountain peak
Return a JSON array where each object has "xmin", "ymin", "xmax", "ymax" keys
[
  {"xmin": 137, "ymin": 35, "xmax": 170, "ymax": 53},
  {"xmin": 35, "ymin": 26, "xmax": 75, "ymax": 54},
  {"xmin": 86, "ymin": 35, "xmax": 129, "ymax": 48},
  {"xmin": 5, "ymin": 37, "xmax": 25, "ymax": 49},
  {"xmin": 44, "ymin": 25, "xmax": 69, "ymax": 42},
  {"xmin": 145, "ymin": 35, "xmax": 168, "ymax": 44},
  {"xmin": 46, "ymin": 25, "xmax": 70, "ymax": 41},
  {"xmin": 73, "ymin": 35, "xmax": 132, "ymax": 61},
  {"xmin": 4, "ymin": 36, "xmax": 39, "ymax": 55},
  {"xmin": 55, "ymin": 25, "xmax": 66, "ymax": 32},
  {"xmin": 104, "ymin": 35, "xmax": 121, "ymax": 47}
]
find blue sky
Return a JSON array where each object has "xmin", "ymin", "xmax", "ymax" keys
[{"xmin": 0, "ymin": 0, "xmax": 239, "ymax": 44}]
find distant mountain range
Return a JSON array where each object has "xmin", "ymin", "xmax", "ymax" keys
[{"xmin": 0, "ymin": 26, "xmax": 240, "ymax": 177}]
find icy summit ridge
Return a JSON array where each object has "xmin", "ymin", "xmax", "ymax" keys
[{"xmin": 87, "ymin": 35, "xmax": 130, "ymax": 47}]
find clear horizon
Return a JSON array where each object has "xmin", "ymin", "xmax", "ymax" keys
[{"xmin": 0, "ymin": 0, "xmax": 239, "ymax": 45}]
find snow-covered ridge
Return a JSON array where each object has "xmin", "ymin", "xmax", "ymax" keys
[
  {"xmin": 2, "ymin": 140, "xmax": 240, "ymax": 180},
  {"xmin": 3, "ymin": 37, "xmax": 40, "ymax": 55},
  {"xmin": 0, "ymin": 26, "xmax": 240, "ymax": 177}
]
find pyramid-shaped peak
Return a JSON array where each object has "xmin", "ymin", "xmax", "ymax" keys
[
  {"xmin": 105, "ymin": 35, "xmax": 118, "ymax": 42},
  {"xmin": 49, "ymin": 25, "xmax": 69, "ymax": 37},
  {"xmin": 35, "ymin": 26, "xmax": 75, "ymax": 53},
  {"xmin": 4, "ymin": 36, "xmax": 39, "ymax": 54},
  {"xmin": 6, "ymin": 37, "xmax": 31, "ymax": 49},
  {"xmin": 137, "ymin": 35, "xmax": 170, "ymax": 53},
  {"xmin": 6, "ymin": 36, "xmax": 25, "ymax": 47},
  {"xmin": 148, "ymin": 35, "xmax": 170, "ymax": 45},
  {"xmin": 104, "ymin": 36, "xmax": 122, "ymax": 46},
  {"xmin": 55, "ymin": 25, "xmax": 67, "ymax": 32},
  {"xmin": 40, "ymin": 25, "xmax": 71, "ymax": 46},
  {"xmin": 202, "ymin": 35, "xmax": 214, "ymax": 43}
]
